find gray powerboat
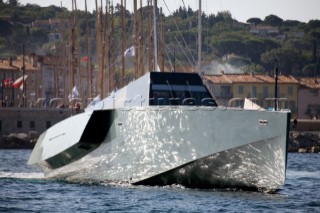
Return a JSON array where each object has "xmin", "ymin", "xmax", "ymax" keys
[{"xmin": 28, "ymin": 71, "xmax": 290, "ymax": 191}]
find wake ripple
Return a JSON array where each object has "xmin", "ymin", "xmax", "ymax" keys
[{"xmin": 0, "ymin": 171, "xmax": 44, "ymax": 179}]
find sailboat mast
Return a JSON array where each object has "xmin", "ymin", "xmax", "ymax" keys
[
  {"xmin": 53, "ymin": 55, "xmax": 57, "ymax": 99},
  {"xmin": 105, "ymin": 1, "xmax": 110, "ymax": 94},
  {"xmin": 84, "ymin": 0, "xmax": 92, "ymax": 101},
  {"xmin": 121, "ymin": 0, "xmax": 126, "ymax": 87},
  {"xmin": 106, "ymin": 1, "xmax": 111, "ymax": 94},
  {"xmin": 197, "ymin": 0, "xmax": 202, "ymax": 73},
  {"xmin": 69, "ymin": 5, "xmax": 75, "ymax": 98},
  {"xmin": 152, "ymin": 0, "xmax": 158, "ymax": 71},
  {"xmin": 95, "ymin": 0, "xmax": 103, "ymax": 97},
  {"xmin": 102, "ymin": 0, "xmax": 108, "ymax": 96},
  {"xmin": 109, "ymin": 4, "xmax": 115, "ymax": 92},
  {"xmin": 133, "ymin": 0, "xmax": 138, "ymax": 78},
  {"xmin": 147, "ymin": 0, "xmax": 153, "ymax": 72},
  {"xmin": 61, "ymin": 2, "xmax": 67, "ymax": 105},
  {"xmin": 74, "ymin": 0, "xmax": 82, "ymax": 104},
  {"xmin": 139, "ymin": 0, "xmax": 144, "ymax": 76},
  {"xmin": 159, "ymin": 10, "xmax": 165, "ymax": 72}
]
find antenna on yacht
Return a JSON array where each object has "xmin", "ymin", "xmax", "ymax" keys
[
  {"xmin": 274, "ymin": 61, "xmax": 279, "ymax": 111},
  {"xmin": 22, "ymin": 44, "xmax": 26, "ymax": 107},
  {"xmin": 173, "ymin": 48, "xmax": 176, "ymax": 72}
]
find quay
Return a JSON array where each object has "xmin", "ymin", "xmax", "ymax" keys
[
  {"xmin": 0, "ymin": 107, "xmax": 73, "ymax": 149},
  {"xmin": 0, "ymin": 108, "xmax": 319, "ymax": 153}
]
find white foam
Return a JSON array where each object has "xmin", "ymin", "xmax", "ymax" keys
[
  {"xmin": 286, "ymin": 170, "xmax": 320, "ymax": 179},
  {"xmin": 0, "ymin": 171, "xmax": 45, "ymax": 179}
]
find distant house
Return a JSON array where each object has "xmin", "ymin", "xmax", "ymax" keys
[
  {"xmin": 232, "ymin": 21, "xmax": 251, "ymax": 29},
  {"xmin": 298, "ymin": 78, "xmax": 320, "ymax": 119},
  {"xmin": 31, "ymin": 54, "xmax": 97, "ymax": 107},
  {"xmin": 31, "ymin": 19, "xmax": 51, "ymax": 30},
  {"xmin": 48, "ymin": 32, "xmax": 62, "ymax": 42},
  {"xmin": 249, "ymin": 25, "xmax": 279, "ymax": 37},
  {"xmin": 204, "ymin": 72, "xmax": 299, "ymax": 117},
  {"xmin": 287, "ymin": 31, "xmax": 305, "ymax": 40},
  {"xmin": 32, "ymin": 19, "xmax": 69, "ymax": 31},
  {"xmin": 0, "ymin": 57, "xmax": 38, "ymax": 107},
  {"xmin": 0, "ymin": 54, "xmax": 70, "ymax": 108},
  {"xmin": 33, "ymin": 54, "xmax": 68, "ymax": 105},
  {"xmin": 0, "ymin": 53, "xmax": 100, "ymax": 109}
]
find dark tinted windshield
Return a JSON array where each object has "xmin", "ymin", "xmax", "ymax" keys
[{"xmin": 149, "ymin": 72, "xmax": 217, "ymax": 106}]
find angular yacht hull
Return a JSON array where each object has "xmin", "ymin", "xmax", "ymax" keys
[{"xmin": 28, "ymin": 106, "xmax": 290, "ymax": 190}]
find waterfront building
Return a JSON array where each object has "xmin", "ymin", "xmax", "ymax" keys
[
  {"xmin": 1, "ymin": 53, "xmax": 98, "ymax": 109},
  {"xmin": 298, "ymin": 78, "xmax": 320, "ymax": 119},
  {"xmin": 0, "ymin": 56, "xmax": 38, "ymax": 107},
  {"xmin": 204, "ymin": 72, "xmax": 299, "ymax": 117}
]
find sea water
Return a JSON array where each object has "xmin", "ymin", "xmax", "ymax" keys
[{"xmin": 0, "ymin": 150, "xmax": 319, "ymax": 212}]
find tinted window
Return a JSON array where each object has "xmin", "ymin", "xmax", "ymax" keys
[{"xmin": 150, "ymin": 84, "xmax": 216, "ymax": 106}]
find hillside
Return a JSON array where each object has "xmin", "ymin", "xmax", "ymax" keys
[{"xmin": 0, "ymin": 1, "xmax": 320, "ymax": 76}]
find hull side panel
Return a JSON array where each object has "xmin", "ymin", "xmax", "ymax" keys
[
  {"xmin": 134, "ymin": 136, "xmax": 286, "ymax": 190},
  {"xmin": 42, "ymin": 107, "xmax": 289, "ymax": 190}
]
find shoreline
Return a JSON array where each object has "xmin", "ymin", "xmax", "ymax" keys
[
  {"xmin": 1, "ymin": 131, "xmax": 319, "ymax": 153},
  {"xmin": 288, "ymin": 131, "xmax": 320, "ymax": 153}
]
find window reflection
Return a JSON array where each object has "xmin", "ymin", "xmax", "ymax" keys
[{"xmin": 150, "ymin": 84, "xmax": 217, "ymax": 106}]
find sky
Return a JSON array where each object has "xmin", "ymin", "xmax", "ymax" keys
[{"xmin": 19, "ymin": 0, "xmax": 320, "ymax": 23}]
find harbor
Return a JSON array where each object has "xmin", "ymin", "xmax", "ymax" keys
[
  {"xmin": 1, "ymin": 0, "xmax": 320, "ymax": 212},
  {"xmin": 1, "ymin": 149, "xmax": 320, "ymax": 212},
  {"xmin": 0, "ymin": 107, "xmax": 319, "ymax": 153},
  {"xmin": 0, "ymin": 0, "xmax": 292, "ymax": 191}
]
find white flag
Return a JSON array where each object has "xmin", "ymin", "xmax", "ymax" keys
[
  {"xmin": 85, "ymin": 94, "xmax": 102, "ymax": 111},
  {"xmin": 13, "ymin": 75, "xmax": 28, "ymax": 89},
  {"xmin": 68, "ymin": 86, "xmax": 79, "ymax": 101},
  {"xmin": 88, "ymin": 94, "xmax": 101, "ymax": 106},
  {"xmin": 124, "ymin": 46, "xmax": 135, "ymax": 57}
]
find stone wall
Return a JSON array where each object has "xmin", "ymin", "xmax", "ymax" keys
[
  {"xmin": 2, "ymin": 130, "xmax": 319, "ymax": 153},
  {"xmin": 1, "ymin": 110, "xmax": 320, "ymax": 152},
  {"xmin": 292, "ymin": 119, "xmax": 320, "ymax": 131},
  {"xmin": 0, "ymin": 108, "xmax": 73, "ymax": 136},
  {"xmin": 289, "ymin": 131, "xmax": 320, "ymax": 153},
  {"xmin": 0, "ymin": 108, "xmax": 74, "ymax": 148},
  {"xmin": 0, "ymin": 133, "xmax": 34, "ymax": 149}
]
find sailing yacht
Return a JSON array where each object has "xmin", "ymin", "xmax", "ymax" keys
[{"xmin": 28, "ymin": 0, "xmax": 290, "ymax": 191}]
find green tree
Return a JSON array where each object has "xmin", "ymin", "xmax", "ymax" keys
[
  {"xmin": 282, "ymin": 20, "xmax": 301, "ymax": 27},
  {"xmin": 0, "ymin": 36, "xmax": 5, "ymax": 48},
  {"xmin": 29, "ymin": 28, "xmax": 48, "ymax": 44},
  {"xmin": 247, "ymin": 17, "xmax": 262, "ymax": 25},
  {"xmin": 302, "ymin": 63, "xmax": 318, "ymax": 77},
  {"xmin": 6, "ymin": 0, "xmax": 18, "ymax": 6},
  {"xmin": 212, "ymin": 38, "xmax": 245, "ymax": 56},
  {"xmin": 9, "ymin": 24, "xmax": 28, "ymax": 53},
  {"xmin": 0, "ymin": 20, "xmax": 12, "ymax": 36},
  {"xmin": 308, "ymin": 20, "xmax": 320, "ymax": 28},
  {"xmin": 215, "ymin": 11, "xmax": 233, "ymax": 23},
  {"xmin": 261, "ymin": 47, "xmax": 303, "ymax": 74},
  {"xmin": 241, "ymin": 63, "xmax": 265, "ymax": 73},
  {"xmin": 187, "ymin": 6, "xmax": 193, "ymax": 17},
  {"xmin": 283, "ymin": 39, "xmax": 312, "ymax": 53},
  {"xmin": 264, "ymin": 14, "xmax": 283, "ymax": 26},
  {"xmin": 245, "ymin": 38, "xmax": 280, "ymax": 63},
  {"xmin": 207, "ymin": 14, "xmax": 216, "ymax": 27}
]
